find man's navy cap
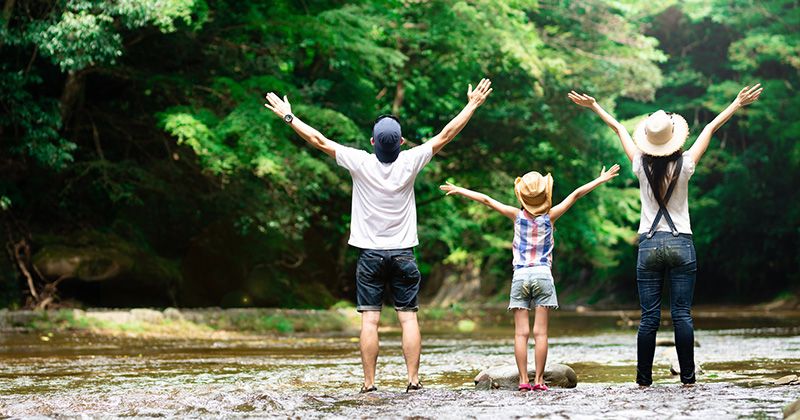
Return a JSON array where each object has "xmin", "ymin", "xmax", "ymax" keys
[{"xmin": 372, "ymin": 116, "xmax": 402, "ymax": 163}]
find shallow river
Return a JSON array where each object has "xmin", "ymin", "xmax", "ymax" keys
[{"xmin": 1, "ymin": 309, "xmax": 799, "ymax": 419}]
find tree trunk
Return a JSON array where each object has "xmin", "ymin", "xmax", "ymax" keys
[
  {"xmin": 391, "ymin": 79, "xmax": 405, "ymax": 115},
  {"xmin": 60, "ymin": 70, "xmax": 87, "ymax": 126}
]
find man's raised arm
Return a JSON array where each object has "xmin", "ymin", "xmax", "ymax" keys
[
  {"xmin": 264, "ymin": 92, "xmax": 338, "ymax": 158},
  {"xmin": 426, "ymin": 78, "xmax": 493, "ymax": 155}
]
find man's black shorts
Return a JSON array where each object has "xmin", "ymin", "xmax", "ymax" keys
[{"xmin": 355, "ymin": 248, "xmax": 420, "ymax": 312}]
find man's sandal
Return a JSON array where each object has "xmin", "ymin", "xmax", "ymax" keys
[
  {"xmin": 518, "ymin": 383, "xmax": 533, "ymax": 391},
  {"xmin": 406, "ymin": 381, "xmax": 423, "ymax": 392},
  {"xmin": 359, "ymin": 385, "xmax": 377, "ymax": 394}
]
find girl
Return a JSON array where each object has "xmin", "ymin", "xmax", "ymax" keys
[
  {"xmin": 440, "ymin": 165, "xmax": 619, "ymax": 390},
  {"xmin": 568, "ymin": 84, "xmax": 762, "ymax": 386}
]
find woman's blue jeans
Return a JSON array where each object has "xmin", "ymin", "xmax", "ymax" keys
[{"xmin": 636, "ymin": 232, "xmax": 697, "ymax": 385}]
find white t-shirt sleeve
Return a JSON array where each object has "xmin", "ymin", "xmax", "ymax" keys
[
  {"xmin": 406, "ymin": 143, "xmax": 434, "ymax": 175},
  {"xmin": 632, "ymin": 153, "xmax": 643, "ymax": 176},
  {"xmin": 681, "ymin": 151, "xmax": 696, "ymax": 177},
  {"xmin": 335, "ymin": 144, "xmax": 370, "ymax": 172}
]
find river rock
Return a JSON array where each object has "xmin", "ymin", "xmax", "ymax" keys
[
  {"xmin": 775, "ymin": 375, "xmax": 799, "ymax": 386},
  {"xmin": 669, "ymin": 360, "xmax": 704, "ymax": 376},
  {"xmin": 785, "ymin": 398, "xmax": 800, "ymax": 419},
  {"xmin": 656, "ymin": 338, "xmax": 700, "ymax": 347},
  {"xmin": 474, "ymin": 363, "xmax": 577, "ymax": 390},
  {"xmin": 130, "ymin": 309, "xmax": 165, "ymax": 324},
  {"xmin": 163, "ymin": 307, "xmax": 185, "ymax": 321}
]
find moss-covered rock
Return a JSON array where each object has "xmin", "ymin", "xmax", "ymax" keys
[{"xmin": 31, "ymin": 231, "xmax": 180, "ymax": 307}]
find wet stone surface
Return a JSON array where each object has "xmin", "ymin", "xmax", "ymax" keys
[{"xmin": 1, "ymin": 310, "xmax": 799, "ymax": 418}]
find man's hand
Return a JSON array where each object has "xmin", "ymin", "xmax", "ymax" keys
[
  {"xmin": 439, "ymin": 181, "xmax": 463, "ymax": 196},
  {"xmin": 597, "ymin": 164, "xmax": 621, "ymax": 183},
  {"xmin": 568, "ymin": 91, "xmax": 597, "ymax": 108},
  {"xmin": 734, "ymin": 83, "xmax": 763, "ymax": 107},
  {"xmin": 264, "ymin": 92, "xmax": 293, "ymax": 118},
  {"xmin": 467, "ymin": 78, "xmax": 493, "ymax": 108}
]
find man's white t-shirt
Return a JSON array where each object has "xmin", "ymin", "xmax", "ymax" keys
[
  {"xmin": 632, "ymin": 152, "xmax": 695, "ymax": 234},
  {"xmin": 335, "ymin": 143, "xmax": 433, "ymax": 250}
]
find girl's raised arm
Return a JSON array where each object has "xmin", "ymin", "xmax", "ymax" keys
[
  {"xmin": 549, "ymin": 164, "xmax": 620, "ymax": 223},
  {"xmin": 439, "ymin": 181, "xmax": 518, "ymax": 221},
  {"xmin": 569, "ymin": 91, "xmax": 637, "ymax": 162}
]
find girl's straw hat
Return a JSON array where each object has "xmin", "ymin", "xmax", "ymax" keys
[
  {"xmin": 633, "ymin": 110, "xmax": 689, "ymax": 156},
  {"xmin": 514, "ymin": 171, "xmax": 553, "ymax": 217}
]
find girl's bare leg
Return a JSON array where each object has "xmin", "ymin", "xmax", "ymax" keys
[
  {"xmin": 533, "ymin": 306, "xmax": 550, "ymax": 385},
  {"xmin": 513, "ymin": 308, "xmax": 531, "ymax": 385}
]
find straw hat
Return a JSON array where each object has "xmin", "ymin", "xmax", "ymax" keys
[
  {"xmin": 514, "ymin": 171, "xmax": 553, "ymax": 217},
  {"xmin": 633, "ymin": 110, "xmax": 689, "ymax": 156}
]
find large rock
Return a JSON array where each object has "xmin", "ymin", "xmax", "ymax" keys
[
  {"xmin": 30, "ymin": 231, "xmax": 179, "ymax": 307},
  {"xmin": 785, "ymin": 398, "xmax": 800, "ymax": 419},
  {"xmin": 474, "ymin": 363, "xmax": 577, "ymax": 390},
  {"xmin": 775, "ymin": 375, "xmax": 799, "ymax": 386}
]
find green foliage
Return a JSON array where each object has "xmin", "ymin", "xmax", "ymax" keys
[{"xmin": 1, "ymin": 0, "xmax": 795, "ymax": 308}]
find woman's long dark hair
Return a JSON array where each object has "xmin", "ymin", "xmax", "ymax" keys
[{"xmin": 642, "ymin": 149, "xmax": 683, "ymax": 202}]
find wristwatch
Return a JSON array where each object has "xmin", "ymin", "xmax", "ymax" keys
[{"xmin": 283, "ymin": 113, "xmax": 294, "ymax": 124}]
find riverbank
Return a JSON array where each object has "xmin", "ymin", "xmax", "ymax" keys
[{"xmin": 2, "ymin": 304, "xmax": 799, "ymax": 339}]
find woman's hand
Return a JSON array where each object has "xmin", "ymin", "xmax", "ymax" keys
[
  {"xmin": 439, "ymin": 181, "xmax": 463, "ymax": 196},
  {"xmin": 597, "ymin": 164, "xmax": 621, "ymax": 183},
  {"xmin": 734, "ymin": 83, "xmax": 763, "ymax": 107},
  {"xmin": 568, "ymin": 91, "xmax": 597, "ymax": 108}
]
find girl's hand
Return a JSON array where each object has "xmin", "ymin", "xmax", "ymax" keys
[
  {"xmin": 439, "ymin": 181, "xmax": 462, "ymax": 196},
  {"xmin": 598, "ymin": 164, "xmax": 620, "ymax": 182},
  {"xmin": 734, "ymin": 83, "xmax": 763, "ymax": 107},
  {"xmin": 568, "ymin": 91, "xmax": 597, "ymax": 108}
]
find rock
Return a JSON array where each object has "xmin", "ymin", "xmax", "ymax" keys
[
  {"xmin": 474, "ymin": 363, "xmax": 577, "ymax": 390},
  {"xmin": 30, "ymin": 231, "xmax": 179, "ymax": 307},
  {"xmin": 656, "ymin": 338, "xmax": 700, "ymax": 347},
  {"xmin": 457, "ymin": 319, "xmax": 476, "ymax": 333},
  {"xmin": 775, "ymin": 375, "xmax": 799, "ymax": 386},
  {"xmin": 785, "ymin": 398, "xmax": 800, "ymax": 418},
  {"xmin": 656, "ymin": 338, "xmax": 675, "ymax": 347},
  {"xmin": 130, "ymin": 309, "xmax": 164, "ymax": 324},
  {"xmin": 163, "ymin": 308, "xmax": 185, "ymax": 321},
  {"xmin": 669, "ymin": 360, "xmax": 704, "ymax": 376}
]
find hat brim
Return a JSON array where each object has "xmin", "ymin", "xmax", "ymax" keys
[
  {"xmin": 515, "ymin": 173, "xmax": 553, "ymax": 217},
  {"xmin": 633, "ymin": 113, "xmax": 690, "ymax": 156}
]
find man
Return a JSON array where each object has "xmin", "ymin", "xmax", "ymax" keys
[{"xmin": 263, "ymin": 78, "xmax": 492, "ymax": 393}]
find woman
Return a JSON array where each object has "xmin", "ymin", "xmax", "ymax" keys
[{"xmin": 568, "ymin": 84, "xmax": 762, "ymax": 386}]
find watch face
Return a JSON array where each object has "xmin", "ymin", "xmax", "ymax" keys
[{"xmin": 284, "ymin": 114, "xmax": 293, "ymax": 123}]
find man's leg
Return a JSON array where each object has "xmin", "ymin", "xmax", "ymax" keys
[
  {"xmin": 360, "ymin": 310, "xmax": 381, "ymax": 389},
  {"xmin": 355, "ymin": 249, "xmax": 385, "ymax": 390},
  {"xmin": 397, "ymin": 310, "xmax": 421, "ymax": 385},
  {"xmin": 389, "ymin": 249, "xmax": 422, "ymax": 387}
]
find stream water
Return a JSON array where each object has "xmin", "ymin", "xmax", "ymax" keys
[{"xmin": 1, "ymin": 309, "xmax": 798, "ymax": 418}]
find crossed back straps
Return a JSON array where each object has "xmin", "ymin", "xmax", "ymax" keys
[{"xmin": 642, "ymin": 156, "xmax": 683, "ymax": 238}]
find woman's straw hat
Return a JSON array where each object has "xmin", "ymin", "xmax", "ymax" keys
[
  {"xmin": 514, "ymin": 171, "xmax": 553, "ymax": 217},
  {"xmin": 633, "ymin": 110, "xmax": 689, "ymax": 156}
]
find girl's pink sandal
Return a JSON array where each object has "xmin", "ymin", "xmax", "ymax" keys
[
  {"xmin": 518, "ymin": 383, "xmax": 533, "ymax": 391},
  {"xmin": 532, "ymin": 383, "xmax": 549, "ymax": 391}
]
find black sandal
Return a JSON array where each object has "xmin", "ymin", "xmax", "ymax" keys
[
  {"xmin": 359, "ymin": 385, "xmax": 377, "ymax": 394},
  {"xmin": 406, "ymin": 381, "xmax": 423, "ymax": 392}
]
